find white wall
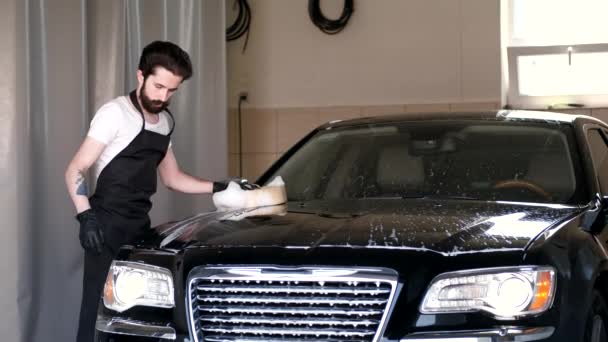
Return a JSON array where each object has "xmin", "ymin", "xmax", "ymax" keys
[{"xmin": 227, "ymin": 0, "xmax": 501, "ymax": 108}]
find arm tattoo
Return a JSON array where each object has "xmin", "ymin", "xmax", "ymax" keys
[{"xmin": 75, "ymin": 171, "xmax": 89, "ymax": 196}]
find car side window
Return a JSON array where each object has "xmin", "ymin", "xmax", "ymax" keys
[{"xmin": 587, "ymin": 129, "xmax": 608, "ymax": 194}]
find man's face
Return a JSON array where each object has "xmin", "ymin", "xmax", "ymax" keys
[{"xmin": 137, "ymin": 67, "xmax": 183, "ymax": 114}]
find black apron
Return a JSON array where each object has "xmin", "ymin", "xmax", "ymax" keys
[
  {"xmin": 77, "ymin": 91, "xmax": 174, "ymax": 342},
  {"xmin": 90, "ymin": 90, "xmax": 175, "ymax": 251}
]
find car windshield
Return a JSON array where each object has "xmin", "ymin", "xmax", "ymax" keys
[{"xmin": 263, "ymin": 119, "xmax": 586, "ymax": 204}]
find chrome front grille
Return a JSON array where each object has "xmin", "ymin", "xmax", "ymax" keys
[{"xmin": 187, "ymin": 266, "xmax": 399, "ymax": 342}]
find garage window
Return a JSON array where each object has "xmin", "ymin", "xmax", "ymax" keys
[{"xmin": 507, "ymin": 0, "xmax": 608, "ymax": 109}]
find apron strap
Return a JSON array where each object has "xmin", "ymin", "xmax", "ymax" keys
[
  {"xmin": 129, "ymin": 90, "xmax": 146, "ymax": 132},
  {"xmin": 165, "ymin": 108, "xmax": 176, "ymax": 136}
]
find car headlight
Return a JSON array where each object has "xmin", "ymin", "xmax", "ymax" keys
[
  {"xmin": 103, "ymin": 261, "xmax": 175, "ymax": 312},
  {"xmin": 420, "ymin": 266, "xmax": 555, "ymax": 319}
]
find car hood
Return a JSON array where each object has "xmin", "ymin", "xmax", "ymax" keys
[{"xmin": 151, "ymin": 199, "xmax": 581, "ymax": 256}]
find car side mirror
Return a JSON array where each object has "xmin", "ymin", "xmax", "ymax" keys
[
  {"xmin": 602, "ymin": 194, "xmax": 608, "ymax": 206},
  {"xmin": 582, "ymin": 194, "xmax": 606, "ymax": 232}
]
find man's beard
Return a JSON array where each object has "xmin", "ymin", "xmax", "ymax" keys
[{"xmin": 140, "ymin": 84, "xmax": 169, "ymax": 114}]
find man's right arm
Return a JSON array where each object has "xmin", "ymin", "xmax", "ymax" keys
[{"xmin": 65, "ymin": 137, "xmax": 106, "ymax": 214}]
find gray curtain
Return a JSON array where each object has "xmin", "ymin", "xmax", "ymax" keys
[{"xmin": 2, "ymin": 0, "xmax": 227, "ymax": 341}]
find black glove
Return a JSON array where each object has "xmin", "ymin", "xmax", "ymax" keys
[
  {"xmin": 212, "ymin": 178, "xmax": 259, "ymax": 193},
  {"xmin": 76, "ymin": 209, "xmax": 105, "ymax": 254}
]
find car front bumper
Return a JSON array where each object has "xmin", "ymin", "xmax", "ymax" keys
[
  {"xmin": 95, "ymin": 321, "xmax": 556, "ymax": 342},
  {"xmin": 400, "ymin": 326, "xmax": 554, "ymax": 341}
]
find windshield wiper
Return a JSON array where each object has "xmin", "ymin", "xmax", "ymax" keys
[{"xmin": 401, "ymin": 194, "xmax": 480, "ymax": 201}]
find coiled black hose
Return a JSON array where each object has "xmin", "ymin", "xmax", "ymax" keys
[
  {"xmin": 226, "ymin": 0, "xmax": 251, "ymax": 51},
  {"xmin": 308, "ymin": 0, "xmax": 354, "ymax": 35}
]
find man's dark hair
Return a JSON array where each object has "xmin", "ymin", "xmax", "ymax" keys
[{"xmin": 138, "ymin": 41, "xmax": 193, "ymax": 80}]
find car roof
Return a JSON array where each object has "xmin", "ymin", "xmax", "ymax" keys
[{"xmin": 320, "ymin": 110, "xmax": 604, "ymax": 129}]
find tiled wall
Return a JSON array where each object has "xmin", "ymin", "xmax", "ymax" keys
[{"xmin": 228, "ymin": 104, "xmax": 608, "ymax": 181}]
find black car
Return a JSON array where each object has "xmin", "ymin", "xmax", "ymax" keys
[{"xmin": 96, "ymin": 110, "xmax": 608, "ymax": 342}]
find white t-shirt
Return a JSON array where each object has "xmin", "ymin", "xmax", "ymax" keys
[{"xmin": 87, "ymin": 95, "xmax": 173, "ymax": 180}]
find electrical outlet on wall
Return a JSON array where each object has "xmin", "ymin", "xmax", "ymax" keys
[{"xmin": 237, "ymin": 73, "xmax": 249, "ymax": 103}]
